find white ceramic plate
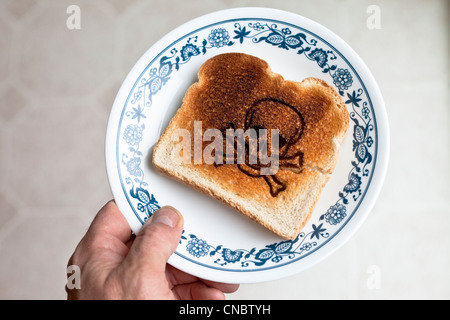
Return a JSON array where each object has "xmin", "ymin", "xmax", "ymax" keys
[{"xmin": 105, "ymin": 7, "xmax": 389, "ymax": 284}]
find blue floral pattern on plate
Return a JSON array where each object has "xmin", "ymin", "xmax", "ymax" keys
[{"xmin": 115, "ymin": 18, "xmax": 376, "ymax": 271}]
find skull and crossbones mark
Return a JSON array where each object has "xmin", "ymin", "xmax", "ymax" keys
[{"xmin": 217, "ymin": 98, "xmax": 305, "ymax": 197}]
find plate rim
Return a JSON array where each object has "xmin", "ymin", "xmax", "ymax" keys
[{"xmin": 105, "ymin": 7, "xmax": 390, "ymax": 283}]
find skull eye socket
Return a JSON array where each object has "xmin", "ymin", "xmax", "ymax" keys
[
  {"xmin": 278, "ymin": 134, "xmax": 287, "ymax": 148},
  {"xmin": 250, "ymin": 124, "xmax": 288, "ymax": 152},
  {"xmin": 250, "ymin": 125, "xmax": 265, "ymax": 132},
  {"xmin": 250, "ymin": 125, "xmax": 286, "ymax": 147}
]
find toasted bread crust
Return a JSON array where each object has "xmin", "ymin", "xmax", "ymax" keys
[{"xmin": 152, "ymin": 53, "xmax": 349, "ymax": 239}]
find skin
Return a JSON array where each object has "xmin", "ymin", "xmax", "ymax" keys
[{"xmin": 66, "ymin": 201, "xmax": 239, "ymax": 300}]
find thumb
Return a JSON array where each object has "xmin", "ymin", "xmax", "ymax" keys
[{"xmin": 125, "ymin": 206, "xmax": 184, "ymax": 273}]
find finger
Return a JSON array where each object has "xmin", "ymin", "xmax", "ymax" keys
[
  {"xmin": 166, "ymin": 265, "xmax": 240, "ymax": 294},
  {"xmin": 201, "ymin": 279, "xmax": 240, "ymax": 294},
  {"xmin": 173, "ymin": 282, "xmax": 225, "ymax": 300},
  {"xmin": 86, "ymin": 200, "xmax": 132, "ymax": 244},
  {"xmin": 70, "ymin": 200, "xmax": 132, "ymax": 267},
  {"xmin": 124, "ymin": 206, "xmax": 183, "ymax": 273},
  {"xmin": 166, "ymin": 264, "xmax": 200, "ymax": 286}
]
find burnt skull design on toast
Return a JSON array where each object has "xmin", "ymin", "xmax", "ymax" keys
[{"xmin": 216, "ymin": 97, "xmax": 305, "ymax": 197}]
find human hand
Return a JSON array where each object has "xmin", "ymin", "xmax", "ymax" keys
[{"xmin": 66, "ymin": 200, "xmax": 239, "ymax": 299}]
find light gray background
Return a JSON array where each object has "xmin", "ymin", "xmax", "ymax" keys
[{"xmin": 0, "ymin": 0, "xmax": 449, "ymax": 299}]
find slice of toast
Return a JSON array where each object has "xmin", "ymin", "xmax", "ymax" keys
[{"xmin": 152, "ymin": 53, "xmax": 349, "ymax": 239}]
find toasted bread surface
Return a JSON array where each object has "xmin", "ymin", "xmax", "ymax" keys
[{"xmin": 153, "ymin": 53, "xmax": 349, "ymax": 239}]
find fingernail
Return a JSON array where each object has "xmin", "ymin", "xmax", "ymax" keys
[{"xmin": 150, "ymin": 206, "xmax": 182, "ymax": 228}]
